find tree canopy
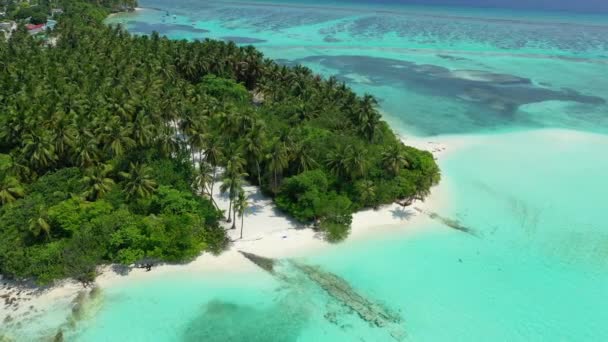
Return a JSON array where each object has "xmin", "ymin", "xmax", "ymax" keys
[{"xmin": 0, "ymin": 0, "xmax": 439, "ymax": 284}]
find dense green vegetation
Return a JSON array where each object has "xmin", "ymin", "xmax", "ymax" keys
[
  {"xmin": 0, "ymin": 0, "xmax": 439, "ymax": 283},
  {"xmin": 1, "ymin": 1, "xmax": 46, "ymax": 21},
  {"xmin": 1, "ymin": 0, "xmax": 137, "ymax": 21}
]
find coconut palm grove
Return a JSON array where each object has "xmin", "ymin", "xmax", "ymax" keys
[{"xmin": 0, "ymin": 0, "xmax": 439, "ymax": 284}]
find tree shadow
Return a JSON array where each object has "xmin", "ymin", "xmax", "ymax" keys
[
  {"xmin": 110, "ymin": 264, "xmax": 131, "ymax": 276},
  {"xmin": 390, "ymin": 207, "xmax": 415, "ymax": 221},
  {"xmin": 245, "ymin": 203, "xmax": 265, "ymax": 215},
  {"xmin": 267, "ymin": 205, "xmax": 308, "ymax": 229},
  {"xmin": 246, "ymin": 188, "xmax": 270, "ymax": 204},
  {"xmin": 218, "ymin": 191, "xmax": 230, "ymax": 200}
]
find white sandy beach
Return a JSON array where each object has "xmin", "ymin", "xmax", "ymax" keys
[
  {"xmin": 0, "ymin": 135, "xmax": 459, "ymax": 339},
  {"xmin": 105, "ymin": 7, "xmax": 143, "ymax": 20},
  {"xmin": 3, "ymin": 128, "xmax": 606, "ymax": 339}
]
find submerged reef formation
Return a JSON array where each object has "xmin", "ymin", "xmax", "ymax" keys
[
  {"xmin": 182, "ymin": 298, "xmax": 308, "ymax": 342},
  {"xmin": 293, "ymin": 55, "xmax": 605, "ymax": 116},
  {"xmin": 239, "ymin": 251, "xmax": 277, "ymax": 274},
  {"xmin": 239, "ymin": 252, "xmax": 407, "ymax": 341},
  {"xmin": 0, "ymin": 286, "xmax": 102, "ymax": 342},
  {"xmin": 415, "ymin": 207, "xmax": 477, "ymax": 236}
]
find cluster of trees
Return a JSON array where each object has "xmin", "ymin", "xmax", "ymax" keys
[
  {"xmin": 0, "ymin": 164, "xmax": 224, "ymax": 284},
  {"xmin": 12, "ymin": 6, "xmax": 47, "ymax": 25},
  {"xmin": 1, "ymin": 0, "xmax": 136, "ymax": 25},
  {"xmin": 1, "ymin": 0, "xmax": 54, "ymax": 25},
  {"xmin": 94, "ymin": 0, "xmax": 138, "ymax": 13},
  {"xmin": 0, "ymin": 0, "xmax": 439, "ymax": 283}
]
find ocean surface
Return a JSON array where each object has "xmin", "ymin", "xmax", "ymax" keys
[{"xmin": 19, "ymin": 1, "xmax": 608, "ymax": 340}]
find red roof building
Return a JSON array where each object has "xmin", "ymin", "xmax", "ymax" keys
[
  {"xmin": 26, "ymin": 23, "xmax": 46, "ymax": 30},
  {"xmin": 26, "ymin": 23, "xmax": 46, "ymax": 34}
]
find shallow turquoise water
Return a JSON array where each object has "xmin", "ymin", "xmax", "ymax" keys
[
  {"xmin": 108, "ymin": 0, "xmax": 608, "ymax": 136},
  {"xmin": 310, "ymin": 129, "xmax": 608, "ymax": 340},
  {"xmin": 21, "ymin": 1, "xmax": 608, "ymax": 341},
  {"xmin": 67, "ymin": 130, "xmax": 608, "ymax": 342}
]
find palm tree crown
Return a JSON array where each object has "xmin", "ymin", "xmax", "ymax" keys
[{"xmin": 120, "ymin": 163, "xmax": 157, "ymax": 199}]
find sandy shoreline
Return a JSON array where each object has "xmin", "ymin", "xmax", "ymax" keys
[
  {"xmin": 95, "ymin": 127, "xmax": 604, "ymax": 282},
  {"xmin": 0, "ymin": 135, "xmax": 457, "ymax": 338},
  {"xmin": 106, "ymin": 7, "xmax": 143, "ymax": 20},
  {"xmin": 2, "ymin": 127, "xmax": 605, "ymax": 339}
]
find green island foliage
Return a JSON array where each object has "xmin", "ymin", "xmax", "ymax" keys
[
  {"xmin": 1, "ymin": 0, "xmax": 137, "ymax": 19},
  {"xmin": 0, "ymin": 0, "xmax": 439, "ymax": 284}
]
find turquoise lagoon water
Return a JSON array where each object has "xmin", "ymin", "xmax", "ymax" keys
[
  {"xmin": 66, "ymin": 130, "xmax": 608, "ymax": 342},
  {"xmin": 24, "ymin": 1, "xmax": 608, "ymax": 341},
  {"xmin": 108, "ymin": 0, "xmax": 608, "ymax": 136}
]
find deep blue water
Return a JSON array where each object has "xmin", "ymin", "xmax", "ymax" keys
[{"xmin": 297, "ymin": 0, "xmax": 608, "ymax": 14}]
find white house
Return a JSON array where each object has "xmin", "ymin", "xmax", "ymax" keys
[{"xmin": 0, "ymin": 21, "xmax": 17, "ymax": 39}]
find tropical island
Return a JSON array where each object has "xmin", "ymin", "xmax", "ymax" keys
[{"xmin": 0, "ymin": 0, "xmax": 439, "ymax": 285}]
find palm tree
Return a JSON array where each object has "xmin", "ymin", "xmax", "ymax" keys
[
  {"xmin": 231, "ymin": 182, "xmax": 244, "ymax": 230},
  {"xmin": 187, "ymin": 121, "xmax": 207, "ymax": 168},
  {"xmin": 219, "ymin": 147, "xmax": 247, "ymax": 224},
  {"xmin": 120, "ymin": 163, "xmax": 157, "ymax": 200},
  {"xmin": 203, "ymin": 135, "xmax": 223, "ymax": 197},
  {"xmin": 243, "ymin": 121, "xmax": 266, "ymax": 186},
  {"xmin": 194, "ymin": 162, "xmax": 214, "ymax": 196},
  {"xmin": 359, "ymin": 111, "xmax": 381, "ymax": 142},
  {"xmin": 183, "ymin": 56, "xmax": 198, "ymax": 81},
  {"xmin": 131, "ymin": 113, "xmax": 154, "ymax": 147},
  {"xmin": 352, "ymin": 94, "xmax": 381, "ymax": 141},
  {"xmin": 49, "ymin": 111, "xmax": 77, "ymax": 159},
  {"xmin": 291, "ymin": 141, "xmax": 317, "ymax": 173},
  {"xmin": 225, "ymin": 150, "xmax": 247, "ymax": 178},
  {"xmin": 2, "ymin": 154, "xmax": 34, "ymax": 183},
  {"xmin": 81, "ymin": 164, "xmax": 115, "ymax": 200},
  {"xmin": 28, "ymin": 206, "xmax": 51, "ymax": 241},
  {"xmin": 219, "ymin": 173, "xmax": 243, "ymax": 224},
  {"xmin": 156, "ymin": 126, "xmax": 179, "ymax": 157},
  {"xmin": 0, "ymin": 176, "xmax": 25, "ymax": 205},
  {"xmin": 325, "ymin": 146, "xmax": 349, "ymax": 179},
  {"xmin": 357, "ymin": 180, "xmax": 376, "ymax": 207},
  {"xmin": 381, "ymin": 145, "xmax": 410, "ymax": 176},
  {"xmin": 220, "ymin": 108, "xmax": 248, "ymax": 136},
  {"xmin": 359, "ymin": 94, "xmax": 378, "ymax": 120},
  {"xmin": 235, "ymin": 190, "xmax": 249, "ymax": 239},
  {"xmin": 194, "ymin": 162, "xmax": 222, "ymax": 210},
  {"xmin": 266, "ymin": 140, "xmax": 289, "ymax": 192},
  {"xmin": 21, "ymin": 131, "xmax": 57, "ymax": 171},
  {"xmin": 73, "ymin": 132, "xmax": 100, "ymax": 168},
  {"xmin": 98, "ymin": 117, "xmax": 136, "ymax": 157},
  {"xmin": 241, "ymin": 45, "xmax": 263, "ymax": 89},
  {"xmin": 345, "ymin": 145, "xmax": 368, "ymax": 180}
]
